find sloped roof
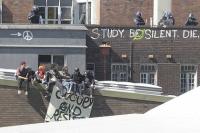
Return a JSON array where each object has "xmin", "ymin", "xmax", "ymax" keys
[{"xmin": 146, "ymin": 86, "xmax": 200, "ymax": 117}]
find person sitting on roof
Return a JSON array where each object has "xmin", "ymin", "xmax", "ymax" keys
[{"xmin": 16, "ymin": 61, "xmax": 29, "ymax": 95}]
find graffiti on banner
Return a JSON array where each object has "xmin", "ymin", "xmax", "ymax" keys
[{"xmin": 45, "ymin": 86, "xmax": 94, "ymax": 122}]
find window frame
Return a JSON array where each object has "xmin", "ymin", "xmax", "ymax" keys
[
  {"xmin": 36, "ymin": 0, "xmax": 73, "ymax": 24},
  {"xmin": 140, "ymin": 64, "xmax": 157, "ymax": 85},
  {"xmin": 38, "ymin": 54, "xmax": 65, "ymax": 69},
  {"xmin": 111, "ymin": 63, "xmax": 128, "ymax": 81},
  {"xmin": 78, "ymin": 2, "xmax": 91, "ymax": 24},
  {"xmin": 180, "ymin": 64, "xmax": 197, "ymax": 93}
]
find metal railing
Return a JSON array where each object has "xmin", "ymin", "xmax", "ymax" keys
[{"xmin": 0, "ymin": 68, "xmax": 16, "ymax": 80}]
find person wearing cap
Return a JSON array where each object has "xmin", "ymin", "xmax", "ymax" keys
[{"xmin": 16, "ymin": 61, "xmax": 29, "ymax": 95}]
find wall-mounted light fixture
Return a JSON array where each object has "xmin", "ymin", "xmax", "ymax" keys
[
  {"xmin": 166, "ymin": 54, "xmax": 172, "ymax": 59},
  {"xmin": 148, "ymin": 54, "xmax": 154, "ymax": 59},
  {"xmin": 121, "ymin": 53, "xmax": 127, "ymax": 59}
]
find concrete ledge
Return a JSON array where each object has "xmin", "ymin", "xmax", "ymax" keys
[
  {"xmin": 0, "ymin": 24, "xmax": 88, "ymax": 30},
  {"xmin": 95, "ymin": 89, "xmax": 175, "ymax": 103},
  {"xmin": 0, "ymin": 79, "xmax": 175, "ymax": 103}
]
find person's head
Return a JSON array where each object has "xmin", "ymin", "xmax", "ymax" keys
[
  {"xmin": 20, "ymin": 61, "xmax": 26, "ymax": 67},
  {"xmin": 32, "ymin": 5, "xmax": 39, "ymax": 12},
  {"xmin": 62, "ymin": 65, "xmax": 68, "ymax": 72},
  {"xmin": 74, "ymin": 67, "xmax": 79, "ymax": 73},
  {"xmin": 27, "ymin": 67, "xmax": 35, "ymax": 76},
  {"xmin": 38, "ymin": 65, "xmax": 45, "ymax": 72},
  {"xmin": 136, "ymin": 11, "xmax": 142, "ymax": 17},
  {"xmin": 189, "ymin": 13, "xmax": 194, "ymax": 18}
]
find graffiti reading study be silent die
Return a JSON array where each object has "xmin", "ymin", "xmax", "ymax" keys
[{"xmin": 90, "ymin": 28, "xmax": 200, "ymax": 40}]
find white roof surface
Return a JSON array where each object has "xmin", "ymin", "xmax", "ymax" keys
[
  {"xmin": 96, "ymin": 81, "xmax": 163, "ymax": 95},
  {"xmin": 146, "ymin": 86, "xmax": 200, "ymax": 117},
  {"xmin": 0, "ymin": 86, "xmax": 200, "ymax": 133}
]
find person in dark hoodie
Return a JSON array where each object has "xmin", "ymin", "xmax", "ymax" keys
[
  {"xmin": 71, "ymin": 67, "xmax": 84, "ymax": 95},
  {"xmin": 134, "ymin": 11, "xmax": 145, "ymax": 27}
]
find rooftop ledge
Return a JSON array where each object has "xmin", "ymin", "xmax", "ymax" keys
[
  {"xmin": 0, "ymin": 24, "xmax": 88, "ymax": 30},
  {"xmin": 0, "ymin": 79, "xmax": 175, "ymax": 103}
]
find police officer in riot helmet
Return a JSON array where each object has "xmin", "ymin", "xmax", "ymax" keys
[
  {"xmin": 185, "ymin": 13, "xmax": 198, "ymax": 26},
  {"xmin": 134, "ymin": 11, "xmax": 145, "ymax": 27},
  {"xmin": 158, "ymin": 11, "xmax": 175, "ymax": 27},
  {"xmin": 72, "ymin": 67, "xmax": 83, "ymax": 84},
  {"xmin": 28, "ymin": 5, "xmax": 40, "ymax": 24}
]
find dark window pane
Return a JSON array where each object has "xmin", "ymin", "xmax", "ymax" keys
[
  {"xmin": 61, "ymin": 8, "xmax": 71, "ymax": 19},
  {"xmin": 48, "ymin": 7, "xmax": 58, "ymax": 19},
  {"xmin": 38, "ymin": 7, "xmax": 45, "ymax": 18},
  {"xmin": 61, "ymin": 21, "xmax": 71, "ymax": 24},
  {"xmin": 48, "ymin": 21, "xmax": 58, "ymax": 24},
  {"xmin": 53, "ymin": 55, "xmax": 64, "ymax": 67},
  {"xmin": 87, "ymin": 64, "xmax": 95, "ymax": 70},
  {"xmin": 47, "ymin": 0, "xmax": 59, "ymax": 6},
  {"xmin": 34, "ymin": 0, "xmax": 46, "ymax": 6},
  {"xmin": 38, "ymin": 55, "xmax": 51, "ymax": 65},
  {"xmin": 61, "ymin": 0, "xmax": 72, "ymax": 6}
]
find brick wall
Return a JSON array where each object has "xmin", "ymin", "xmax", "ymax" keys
[
  {"xmin": 0, "ymin": 85, "xmax": 48, "ymax": 127},
  {"xmin": 172, "ymin": 0, "xmax": 200, "ymax": 26},
  {"xmin": 100, "ymin": 0, "xmax": 153, "ymax": 26},
  {"xmin": 2, "ymin": 0, "xmax": 33, "ymax": 23},
  {"xmin": 87, "ymin": 26, "xmax": 200, "ymax": 95},
  {"xmin": 91, "ymin": 95, "xmax": 161, "ymax": 117},
  {"xmin": 0, "ymin": 85, "xmax": 161, "ymax": 127},
  {"xmin": 157, "ymin": 64, "xmax": 180, "ymax": 95}
]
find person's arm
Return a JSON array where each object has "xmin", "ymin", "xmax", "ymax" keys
[{"xmin": 18, "ymin": 75, "xmax": 28, "ymax": 80}]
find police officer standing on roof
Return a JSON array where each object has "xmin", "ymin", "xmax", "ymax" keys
[
  {"xmin": 185, "ymin": 13, "xmax": 198, "ymax": 26},
  {"xmin": 28, "ymin": 5, "xmax": 43, "ymax": 24},
  {"xmin": 134, "ymin": 11, "xmax": 145, "ymax": 27},
  {"xmin": 158, "ymin": 11, "xmax": 175, "ymax": 27}
]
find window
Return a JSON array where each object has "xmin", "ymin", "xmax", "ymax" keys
[
  {"xmin": 140, "ymin": 64, "xmax": 157, "ymax": 85},
  {"xmin": 38, "ymin": 55, "xmax": 64, "ymax": 70},
  {"xmin": 111, "ymin": 64, "xmax": 128, "ymax": 81},
  {"xmin": 34, "ymin": 0, "xmax": 73, "ymax": 24},
  {"xmin": 78, "ymin": 2, "xmax": 91, "ymax": 24},
  {"xmin": 180, "ymin": 65, "xmax": 197, "ymax": 93}
]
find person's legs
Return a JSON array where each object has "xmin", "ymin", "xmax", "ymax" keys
[
  {"xmin": 25, "ymin": 80, "xmax": 30, "ymax": 95},
  {"xmin": 17, "ymin": 78, "xmax": 24, "ymax": 94}
]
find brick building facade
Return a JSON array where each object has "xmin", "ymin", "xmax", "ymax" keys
[
  {"xmin": 100, "ymin": 0, "xmax": 153, "ymax": 26},
  {"xmin": 2, "ymin": 0, "xmax": 33, "ymax": 23},
  {"xmin": 2, "ymin": 0, "xmax": 200, "ymax": 26},
  {"xmin": 86, "ymin": 26, "xmax": 200, "ymax": 95},
  {"xmin": 172, "ymin": 0, "xmax": 200, "ymax": 26},
  {"xmin": 1, "ymin": 0, "xmax": 200, "ymax": 95}
]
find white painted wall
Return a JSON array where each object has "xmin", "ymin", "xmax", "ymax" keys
[{"xmin": 153, "ymin": 0, "xmax": 171, "ymax": 26}]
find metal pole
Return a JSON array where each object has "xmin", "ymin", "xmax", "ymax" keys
[
  {"xmin": 86, "ymin": 0, "xmax": 89, "ymax": 24},
  {"xmin": 104, "ymin": 55, "xmax": 106, "ymax": 80}
]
